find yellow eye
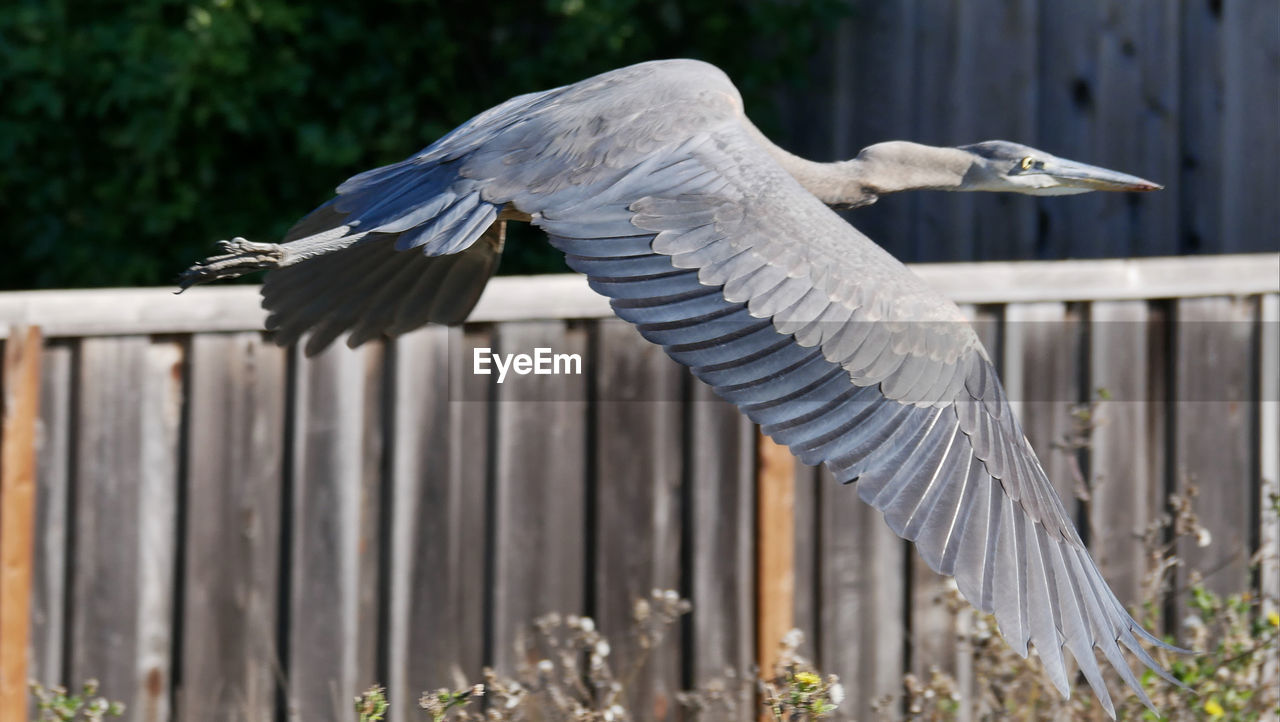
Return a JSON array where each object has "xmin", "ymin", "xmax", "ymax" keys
[{"xmin": 1020, "ymin": 156, "xmax": 1035, "ymax": 170}]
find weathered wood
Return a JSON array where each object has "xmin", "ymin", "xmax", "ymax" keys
[
  {"xmin": 1034, "ymin": 2, "xmax": 1103, "ymax": 260},
  {"xmin": 907, "ymin": 0, "xmax": 963, "ymax": 262},
  {"xmin": 1094, "ymin": 0, "xmax": 1180, "ymax": 257},
  {"xmin": 287, "ymin": 341, "xmax": 384, "ymax": 722},
  {"xmin": 592, "ymin": 320, "xmax": 684, "ymax": 720},
  {"xmin": 180, "ymin": 333, "xmax": 286, "ymax": 722},
  {"xmin": 687, "ymin": 382, "xmax": 755, "ymax": 716},
  {"xmin": 1258, "ymin": 293, "xmax": 1278, "ymax": 688},
  {"xmin": 818, "ymin": 467, "xmax": 905, "ymax": 721},
  {"xmin": 1, "ymin": 326, "xmax": 41, "ymax": 721},
  {"xmin": 3, "ymin": 256, "xmax": 1276, "ymax": 339},
  {"xmin": 1220, "ymin": 0, "xmax": 1280, "ymax": 254},
  {"xmin": 385, "ymin": 325, "xmax": 490, "ymax": 720},
  {"xmin": 28, "ymin": 340, "xmax": 71, "ymax": 700},
  {"xmin": 69, "ymin": 336, "xmax": 181, "ymax": 722},
  {"xmin": 1088, "ymin": 301, "xmax": 1162, "ymax": 605},
  {"xmin": 829, "ymin": 0, "xmax": 917, "ymax": 258},
  {"xmin": 756, "ymin": 434, "xmax": 796, "ymax": 680},
  {"xmin": 1178, "ymin": 0, "xmax": 1222, "ymax": 257},
  {"xmin": 953, "ymin": 0, "xmax": 1039, "ymax": 262},
  {"xmin": 791, "ymin": 463, "xmax": 820, "ymax": 664},
  {"xmin": 490, "ymin": 321, "xmax": 588, "ymax": 672},
  {"xmin": 1173, "ymin": 297, "xmax": 1256, "ymax": 607},
  {"xmin": 1001, "ymin": 302, "xmax": 1082, "ymax": 507}
]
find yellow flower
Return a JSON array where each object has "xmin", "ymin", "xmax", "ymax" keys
[
  {"xmin": 793, "ymin": 672, "xmax": 821, "ymax": 688},
  {"xmin": 1267, "ymin": 610, "xmax": 1280, "ymax": 627},
  {"xmin": 1204, "ymin": 699, "xmax": 1225, "ymax": 718}
]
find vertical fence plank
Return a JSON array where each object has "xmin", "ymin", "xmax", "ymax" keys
[
  {"xmin": 688, "ymin": 382, "xmax": 755, "ymax": 716},
  {"xmin": 1259, "ymin": 294, "xmax": 1278, "ymax": 687},
  {"xmin": 818, "ymin": 467, "xmax": 905, "ymax": 721},
  {"xmin": 1, "ymin": 326, "xmax": 41, "ymax": 721},
  {"xmin": 791, "ymin": 463, "xmax": 819, "ymax": 660},
  {"xmin": 180, "ymin": 333, "xmax": 286, "ymax": 722},
  {"xmin": 1094, "ymin": 0, "xmax": 1180, "ymax": 257},
  {"xmin": 1088, "ymin": 301, "xmax": 1162, "ymax": 605},
  {"xmin": 1220, "ymin": 1, "xmax": 1280, "ymax": 254},
  {"xmin": 593, "ymin": 320, "xmax": 683, "ymax": 719},
  {"xmin": 1178, "ymin": 0, "xmax": 1223, "ymax": 256},
  {"xmin": 908, "ymin": 0, "xmax": 963, "ymax": 261},
  {"xmin": 1035, "ymin": 2, "xmax": 1103, "ymax": 259},
  {"xmin": 490, "ymin": 321, "xmax": 588, "ymax": 672},
  {"xmin": 28, "ymin": 340, "xmax": 70, "ymax": 697},
  {"xmin": 828, "ymin": 0, "xmax": 918, "ymax": 259},
  {"xmin": 137, "ymin": 340, "xmax": 183, "ymax": 722},
  {"xmin": 288, "ymin": 342, "xmax": 383, "ymax": 722},
  {"xmin": 386, "ymin": 325, "xmax": 489, "ymax": 720},
  {"xmin": 70, "ymin": 336, "xmax": 180, "ymax": 722},
  {"xmin": 1174, "ymin": 297, "xmax": 1256, "ymax": 607},
  {"xmin": 756, "ymin": 434, "xmax": 795, "ymax": 680},
  {"xmin": 952, "ymin": 0, "xmax": 1039, "ymax": 261},
  {"xmin": 1002, "ymin": 303, "xmax": 1082, "ymax": 509}
]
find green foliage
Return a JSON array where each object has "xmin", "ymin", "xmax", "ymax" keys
[
  {"xmin": 0, "ymin": 0, "xmax": 848, "ymax": 289},
  {"xmin": 28, "ymin": 679, "xmax": 124, "ymax": 722},
  {"xmin": 887, "ymin": 488, "xmax": 1280, "ymax": 722},
  {"xmin": 355, "ymin": 685, "xmax": 390, "ymax": 722}
]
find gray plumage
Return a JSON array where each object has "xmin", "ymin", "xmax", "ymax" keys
[{"xmin": 180, "ymin": 59, "xmax": 1182, "ymax": 715}]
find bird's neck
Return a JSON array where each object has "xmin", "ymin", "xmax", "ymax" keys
[{"xmin": 749, "ymin": 130, "xmax": 977, "ymax": 207}]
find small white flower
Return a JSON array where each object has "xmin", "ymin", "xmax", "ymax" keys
[
  {"xmin": 781, "ymin": 628, "xmax": 804, "ymax": 648},
  {"xmin": 828, "ymin": 682, "xmax": 845, "ymax": 706},
  {"xmin": 1196, "ymin": 528, "xmax": 1212, "ymax": 548},
  {"xmin": 663, "ymin": 589, "xmax": 679, "ymax": 603},
  {"xmin": 536, "ymin": 660, "xmax": 554, "ymax": 675},
  {"xmin": 595, "ymin": 640, "xmax": 611, "ymax": 657},
  {"xmin": 580, "ymin": 617, "xmax": 596, "ymax": 633}
]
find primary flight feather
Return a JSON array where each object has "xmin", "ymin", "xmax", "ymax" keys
[{"xmin": 181, "ymin": 59, "xmax": 1183, "ymax": 715}]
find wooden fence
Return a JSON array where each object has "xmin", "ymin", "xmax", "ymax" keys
[
  {"xmin": 1, "ymin": 253, "xmax": 1277, "ymax": 722},
  {"xmin": 774, "ymin": 0, "xmax": 1279, "ymax": 264}
]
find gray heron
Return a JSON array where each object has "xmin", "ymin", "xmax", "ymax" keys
[{"xmin": 181, "ymin": 59, "xmax": 1183, "ymax": 715}]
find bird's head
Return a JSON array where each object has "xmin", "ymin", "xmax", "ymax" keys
[{"xmin": 957, "ymin": 140, "xmax": 1162, "ymax": 195}]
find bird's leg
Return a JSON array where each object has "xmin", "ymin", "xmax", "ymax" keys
[{"xmin": 177, "ymin": 237, "xmax": 285, "ymax": 291}]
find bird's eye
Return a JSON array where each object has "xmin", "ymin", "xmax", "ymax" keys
[{"xmin": 1020, "ymin": 156, "xmax": 1035, "ymax": 171}]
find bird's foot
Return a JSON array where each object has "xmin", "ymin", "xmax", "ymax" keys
[{"xmin": 177, "ymin": 237, "xmax": 285, "ymax": 291}]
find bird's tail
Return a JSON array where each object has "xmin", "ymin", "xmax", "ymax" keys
[
  {"xmin": 180, "ymin": 157, "xmax": 508, "ymax": 355},
  {"xmin": 260, "ymin": 219, "xmax": 504, "ymax": 356}
]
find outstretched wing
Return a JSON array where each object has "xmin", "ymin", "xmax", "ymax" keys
[
  {"xmin": 199, "ymin": 59, "xmax": 1182, "ymax": 715},
  {"xmin": 511, "ymin": 117, "xmax": 1180, "ymax": 716}
]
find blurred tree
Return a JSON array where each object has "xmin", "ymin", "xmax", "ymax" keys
[{"xmin": 0, "ymin": 0, "xmax": 847, "ymax": 289}]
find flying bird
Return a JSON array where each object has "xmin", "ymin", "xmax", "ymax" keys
[{"xmin": 181, "ymin": 59, "xmax": 1184, "ymax": 715}]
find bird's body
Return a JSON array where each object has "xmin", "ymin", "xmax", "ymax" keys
[{"xmin": 182, "ymin": 59, "xmax": 1179, "ymax": 715}]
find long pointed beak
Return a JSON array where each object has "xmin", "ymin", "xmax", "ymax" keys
[{"xmin": 1043, "ymin": 158, "xmax": 1163, "ymax": 192}]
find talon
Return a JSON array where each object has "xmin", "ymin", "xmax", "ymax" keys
[{"xmin": 178, "ymin": 236, "xmax": 285, "ymax": 290}]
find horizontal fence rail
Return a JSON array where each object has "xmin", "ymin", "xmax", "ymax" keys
[
  {"xmin": 1, "ymin": 254, "xmax": 1277, "ymax": 722},
  {"xmin": 0, "ymin": 253, "xmax": 1276, "ymax": 340}
]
